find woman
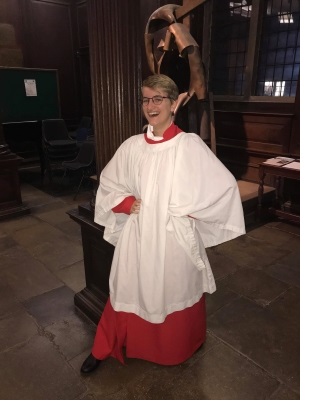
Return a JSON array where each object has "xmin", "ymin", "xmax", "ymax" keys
[{"xmin": 81, "ymin": 74, "xmax": 245, "ymax": 373}]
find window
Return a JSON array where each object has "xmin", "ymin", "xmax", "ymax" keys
[
  {"xmin": 209, "ymin": 1, "xmax": 251, "ymax": 96},
  {"xmin": 209, "ymin": 0, "xmax": 300, "ymax": 100}
]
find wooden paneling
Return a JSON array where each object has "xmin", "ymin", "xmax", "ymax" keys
[
  {"xmin": 215, "ymin": 111, "xmax": 293, "ymax": 153},
  {"xmin": 76, "ymin": 0, "xmax": 89, "ymax": 48},
  {"xmin": 25, "ymin": 0, "xmax": 78, "ymax": 120},
  {"xmin": 0, "ymin": 0, "xmax": 81, "ymax": 121},
  {"xmin": 0, "ymin": 0, "xmax": 25, "ymax": 66},
  {"xmin": 0, "ymin": 0, "xmax": 25, "ymax": 48},
  {"xmin": 87, "ymin": 0, "xmax": 142, "ymax": 174},
  {"xmin": 216, "ymin": 145, "xmax": 273, "ymax": 181},
  {"xmin": 213, "ymin": 109, "xmax": 295, "ymax": 182}
]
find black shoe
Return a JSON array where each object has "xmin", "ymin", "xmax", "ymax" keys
[{"xmin": 80, "ymin": 353, "xmax": 101, "ymax": 373}]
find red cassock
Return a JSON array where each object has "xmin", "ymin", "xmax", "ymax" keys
[{"xmin": 92, "ymin": 295, "xmax": 206, "ymax": 365}]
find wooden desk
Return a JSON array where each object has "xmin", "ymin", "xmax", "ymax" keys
[
  {"xmin": 3, "ymin": 120, "xmax": 44, "ymax": 173},
  {"xmin": 258, "ymin": 159, "xmax": 300, "ymax": 223}
]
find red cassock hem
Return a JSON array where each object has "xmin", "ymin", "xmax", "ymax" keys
[{"xmin": 91, "ymin": 295, "xmax": 206, "ymax": 366}]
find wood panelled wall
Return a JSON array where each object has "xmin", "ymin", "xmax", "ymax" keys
[
  {"xmin": 207, "ymin": 80, "xmax": 300, "ymax": 182},
  {"xmin": 212, "ymin": 99, "xmax": 299, "ymax": 182},
  {"xmin": 0, "ymin": 0, "xmax": 88, "ymax": 123}
]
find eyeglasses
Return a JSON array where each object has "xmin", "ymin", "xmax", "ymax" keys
[{"xmin": 140, "ymin": 96, "xmax": 171, "ymax": 106}]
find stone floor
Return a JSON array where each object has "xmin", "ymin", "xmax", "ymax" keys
[{"xmin": 0, "ymin": 177, "xmax": 300, "ymax": 400}]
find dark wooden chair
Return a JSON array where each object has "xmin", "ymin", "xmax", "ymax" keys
[{"xmin": 61, "ymin": 140, "xmax": 95, "ymax": 199}]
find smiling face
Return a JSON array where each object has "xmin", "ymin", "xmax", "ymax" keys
[{"xmin": 142, "ymin": 86, "xmax": 177, "ymax": 136}]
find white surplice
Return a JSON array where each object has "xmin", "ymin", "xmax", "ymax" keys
[{"xmin": 94, "ymin": 125, "xmax": 245, "ymax": 323}]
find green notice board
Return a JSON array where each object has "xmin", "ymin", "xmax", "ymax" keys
[{"xmin": 0, "ymin": 67, "xmax": 61, "ymax": 123}]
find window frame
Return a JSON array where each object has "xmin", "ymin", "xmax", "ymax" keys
[{"xmin": 204, "ymin": 0, "xmax": 298, "ymax": 103}]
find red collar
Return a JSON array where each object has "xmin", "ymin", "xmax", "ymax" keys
[{"xmin": 144, "ymin": 123, "xmax": 183, "ymax": 144}]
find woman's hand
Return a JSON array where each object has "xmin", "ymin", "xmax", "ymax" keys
[{"xmin": 130, "ymin": 199, "xmax": 142, "ymax": 214}]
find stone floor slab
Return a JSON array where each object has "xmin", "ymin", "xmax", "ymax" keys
[
  {"xmin": 45, "ymin": 313, "xmax": 96, "ymax": 360},
  {"xmin": 264, "ymin": 262, "xmax": 300, "ymax": 287},
  {"xmin": 54, "ymin": 260, "xmax": 86, "ymax": 293},
  {"xmin": 29, "ymin": 236, "xmax": 83, "ymax": 272},
  {"xmin": 12, "ymin": 222, "xmax": 65, "ymax": 249},
  {"xmin": 24, "ymin": 194, "xmax": 60, "ymax": 212},
  {"xmin": 205, "ymin": 281, "xmax": 239, "ymax": 317},
  {"xmin": 269, "ymin": 384, "xmax": 300, "ymax": 400},
  {"xmin": 35, "ymin": 205, "xmax": 79, "ymax": 225},
  {"xmin": 271, "ymin": 221, "xmax": 300, "ymax": 236},
  {"xmin": 71, "ymin": 350, "xmax": 154, "ymax": 399},
  {"xmin": 247, "ymin": 224, "xmax": 298, "ymax": 247},
  {"xmin": 276, "ymin": 250, "xmax": 300, "ymax": 270},
  {"xmin": 0, "ymin": 307, "xmax": 38, "ymax": 352},
  {"xmin": 208, "ymin": 293, "xmax": 299, "ymax": 393},
  {"xmin": 0, "ymin": 215, "xmax": 41, "ymax": 234},
  {"xmin": 23, "ymin": 285, "xmax": 76, "ymax": 327},
  {"xmin": 29, "ymin": 199, "xmax": 71, "ymax": 215},
  {"xmin": 0, "ymin": 335, "xmax": 86, "ymax": 399},
  {"xmin": 214, "ymin": 234, "xmax": 291, "ymax": 270},
  {"xmin": 141, "ymin": 341, "xmax": 279, "ymax": 399},
  {"xmin": 0, "ymin": 235, "xmax": 18, "ymax": 253},
  {"xmin": 222, "ymin": 267, "xmax": 290, "ymax": 307},
  {"xmin": 70, "ymin": 331, "xmax": 222, "ymax": 399},
  {"xmin": 55, "ymin": 219, "xmax": 82, "ymax": 242},
  {"xmin": 0, "ymin": 278, "xmax": 22, "ymax": 317},
  {"xmin": 206, "ymin": 247, "xmax": 242, "ymax": 281},
  {"xmin": 2, "ymin": 246, "xmax": 63, "ymax": 301}
]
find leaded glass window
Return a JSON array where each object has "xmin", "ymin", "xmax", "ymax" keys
[{"xmin": 209, "ymin": 0, "xmax": 300, "ymax": 100}]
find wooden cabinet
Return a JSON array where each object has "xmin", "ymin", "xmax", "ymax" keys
[{"xmin": 67, "ymin": 202, "xmax": 114, "ymax": 324}]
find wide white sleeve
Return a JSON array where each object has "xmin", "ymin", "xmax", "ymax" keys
[
  {"xmin": 169, "ymin": 133, "xmax": 245, "ymax": 247},
  {"xmin": 94, "ymin": 138, "xmax": 135, "ymax": 245}
]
